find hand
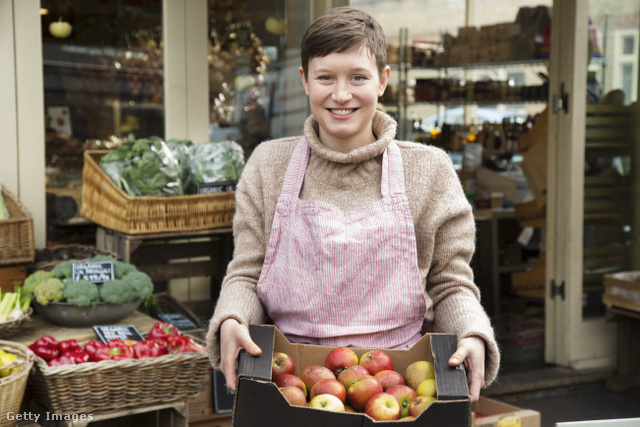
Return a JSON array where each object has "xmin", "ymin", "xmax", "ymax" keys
[
  {"xmin": 219, "ymin": 318, "xmax": 262, "ymax": 391},
  {"xmin": 448, "ymin": 336, "xmax": 485, "ymax": 402}
]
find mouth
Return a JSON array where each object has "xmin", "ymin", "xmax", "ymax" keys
[{"xmin": 328, "ymin": 108, "xmax": 357, "ymax": 116}]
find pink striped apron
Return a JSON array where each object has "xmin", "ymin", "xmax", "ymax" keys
[{"xmin": 256, "ymin": 138, "xmax": 426, "ymax": 349}]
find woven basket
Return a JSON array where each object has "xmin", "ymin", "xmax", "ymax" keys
[
  {"xmin": 27, "ymin": 244, "xmax": 120, "ymax": 274},
  {"xmin": 0, "ymin": 186, "xmax": 35, "ymax": 265},
  {"xmin": 0, "ymin": 340, "xmax": 35, "ymax": 426},
  {"xmin": 0, "ymin": 308, "xmax": 33, "ymax": 340},
  {"xmin": 29, "ymin": 346, "xmax": 211, "ymax": 414},
  {"xmin": 80, "ymin": 150, "xmax": 235, "ymax": 235}
]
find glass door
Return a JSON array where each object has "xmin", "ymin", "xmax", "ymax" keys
[{"xmin": 546, "ymin": 0, "xmax": 639, "ymax": 369}]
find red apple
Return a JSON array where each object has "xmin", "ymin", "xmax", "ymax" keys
[
  {"xmin": 404, "ymin": 360, "xmax": 435, "ymax": 390},
  {"xmin": 408, "ymin": 395, "xmax": 436, "ymax": 418},
  {"xmin": 374, "ymin": 369, "xmax": 405, "ymax": 390},
  {"xmin": 279, "ymin": 386, "xmax": 307, "ymax": 406},
  {"xmin": 359, "ymin": 349, "xmax": 393, "ymax": 376},
  {"xmin": 274, "ymin": 373, "xmax": 307, "ymax": 396},
  {"xmin": 310, "ymin": 378, "xmax": 347, "ymax": 403},
  {"xmin": 299, "ymin": 365, "xmax": 336, "ymax": 394},
  {"xmin": 344, "ymin": 404, "xmax": 357, "ymax": 413},
  {"xmin": 337, "ymin": 364, "xmax": 370, "ymax": 389},
  {"xmin": 386, "ymin": 384, "xmax": 418, "ymax": 418},
  {"xmin": 365, "ymin": 392, "xmax": 401, "ymax": 421},
  {"xmin": 324, "ymin": 347, "xmax": 359, "ymax": 376},
  {"xmin": 272, "ymin": 352, "xmax": 295, "ymax": 380},
  {"xmin": 346, "ymin": 375, "xmax": 383, "ymax": 412},
  {"xmin": 399, "ymin": 415, "xmax": 417, "ymax": 421},
  {"xmin": 308, "ymin": 393, "xmax": 345, "ymax": 412}
]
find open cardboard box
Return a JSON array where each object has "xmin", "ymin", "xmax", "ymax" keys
[
  {"xmin": 232, "ymin": 325, "xmax": 471, "ymax": 426},
  {"xmin": 472, "ymin": 396, "xmax": 541, "ymax": 427}
]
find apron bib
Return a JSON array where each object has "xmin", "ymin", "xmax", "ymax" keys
[{"xmin": 257, "ymin": 138, "xmax": 426, "ymax": 349}]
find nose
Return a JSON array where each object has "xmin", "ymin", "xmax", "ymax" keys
[{"xmin": 332, "ymin": 82, "xmax": 352, "ymax": 103}]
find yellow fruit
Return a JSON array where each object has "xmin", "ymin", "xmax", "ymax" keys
[
  {"xmin": 416, "ymin": 379, "xmax": 437, "ymax": 397},
  {"xmin": 0, "ymin": 352, "xmax": 18, "ymax": 377},
  {"xmin": 404, "ymin": 360, "xmax": 435, "ymax": 390}
]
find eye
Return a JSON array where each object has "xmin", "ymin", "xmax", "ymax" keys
[
  {"xmin": 352, "ymin": 75, "xmax": 368, "ymax": 82},
  {"xmin": 316, "ymin": 75, "xmax": 333, "ymax": 81}
]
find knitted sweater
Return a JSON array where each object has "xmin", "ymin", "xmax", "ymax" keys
[{"xmin": 206, "ymin": 111, "xmax": 500, "ymax": 385}]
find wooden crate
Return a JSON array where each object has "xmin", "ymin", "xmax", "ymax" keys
[{"xmin": 603, "ymin": 271, "xmax": 640, "ymax": 313}]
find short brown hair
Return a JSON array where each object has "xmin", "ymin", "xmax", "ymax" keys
[{"xmin": 300, "ymin": 7, "xmax": 387, "ymax": 79}]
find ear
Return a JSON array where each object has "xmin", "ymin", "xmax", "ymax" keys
[
  {"xmin": 299, "ymin": 66, "xmax": 309, "ymax": 95},
  {"xmin": 378, "ymin": 65, "xmax": 391, "ymax": 97}
]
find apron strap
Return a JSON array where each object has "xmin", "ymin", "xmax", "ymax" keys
[{"xmin": 279, "ymin": 138, "xmax": 310, "ymax": 197}]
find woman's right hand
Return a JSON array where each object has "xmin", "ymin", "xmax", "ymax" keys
[{"xmin": 219, "ymin": 318, "xmax": 263, "ymax": 391}]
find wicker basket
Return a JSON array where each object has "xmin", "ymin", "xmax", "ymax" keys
[
  {"xmin": 27, "ymin": 244, "xmax": 120, "ymax": 274},
  {"xmin": 0, "ymin": 186, "xmax": 35, "ymax": 265},
  {"xmin": 0, "ymin": 308, "xmax": 33, "ymax": 340},
  {"xmin": 0, "ymin": 340, "xmax": 35, "ymax": 426},
  {"xmin": 29, "ymin": 345, "xmax": 211, "ymax": 414},
  {"xmin": 80, "ymin": 150, "xmax": 235, "ymax": 235}
]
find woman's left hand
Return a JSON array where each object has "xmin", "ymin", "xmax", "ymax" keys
[{"xmin": 448, "ymin": 336, "xmax": 485, "ymax": 402}]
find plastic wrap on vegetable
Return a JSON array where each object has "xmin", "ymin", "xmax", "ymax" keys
[
  {"xmin": 166, "ymin": 139, "xmax": 195, "ymax": 194},
  {"xmin": 190, "ymin": 140, "xmax": 245, "ymax": 186},
  {"xmin": 100, "ymin": 137, "xmax": 184, "ymax": 197}
]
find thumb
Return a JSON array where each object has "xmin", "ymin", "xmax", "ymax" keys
[
  {"xmin": 449, "ymin": 348, "xmax": 469, "ymax": 367},
  {"xmin": 239, "ymin": 333, "xmax": 262, "ymax": 357}
]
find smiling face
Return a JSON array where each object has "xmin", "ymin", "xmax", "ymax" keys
[{"xmin": 299, "ymin": 45, "xmax": 390, "ymax": 152}]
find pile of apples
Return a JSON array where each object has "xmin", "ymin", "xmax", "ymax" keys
[{"xmin": 272, "ymin": 347, "xmax": 437, "ymax": 421}]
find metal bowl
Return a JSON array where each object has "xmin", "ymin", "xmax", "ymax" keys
[{"xmin": 32, "ymin": 299, "xmax": 140, "ymax": 328}]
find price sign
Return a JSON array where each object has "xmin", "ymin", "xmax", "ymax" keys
[
  {"xmin": 72, "ymin": 261, "xmax": 114, "ymax": 284},
  {"xmin": 158, "ymin": 313, "xmax": 199, "ymax": 331},
  {"xmin": 93, "ymin": 325, "xmax": 145, "ymax": 344},
  {"xmin": 196, "ymin": 181, "xmax": 237, "ymax": 194}
]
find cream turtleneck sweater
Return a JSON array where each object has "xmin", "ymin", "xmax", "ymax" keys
[{"xmin": 206, "ymin": 111, "xmax": 500, "ymax": 385}]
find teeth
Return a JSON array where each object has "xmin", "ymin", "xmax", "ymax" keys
[{"xmin": 331, "ymin": 109, "xmax": 353, "ymax": 115}]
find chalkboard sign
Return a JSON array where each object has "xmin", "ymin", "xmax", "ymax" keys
[
  {"xmin": 94, "ymin": 324, "xmax": 145, "ymax": 344},
  {"xmin": 72, "ymin": 261, "xmax": 114, "ymax": 284},
  {"xmin": 158, "ymin": 313, "xmax": 199, "ymax": 331},
  {"xmin": 196, "ymin": 180, "xmax": 237, "ymax": 194},
  {"xmin": 213, "ymin": 369, "xmax": 234, "ymax": 413}
]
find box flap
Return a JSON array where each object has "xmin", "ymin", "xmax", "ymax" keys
[
  {"xmin": 431, "ymin": 334, "xmax": 469, "ymax": 400},
  {"xmin": 237, "ymin": 324, "xmax": 275, "ymax": 381}
]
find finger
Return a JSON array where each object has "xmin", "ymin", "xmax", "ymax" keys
[
  {"xmin": 239, "ymin": 333, "xmax": 262, "ymax": 357},
  {"xmin": 448, "ymin": 348, "xmax": 469, "ymax": 367},
  {"xmin": 221, "ymin": 362, "xmax": 238, "ymax": 391}
]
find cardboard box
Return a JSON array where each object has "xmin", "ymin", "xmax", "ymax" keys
[
  {"xmin": 472, "ymin": 396, "xmax": 541, "ymax": 427},
  {"xmin": 232, "ymin": 325, "xmax": 470, "ymax": 426}
]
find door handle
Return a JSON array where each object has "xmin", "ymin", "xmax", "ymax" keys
[{"xmin": 552, "ymin": 83, "xmax": 569, "ymax": 114}]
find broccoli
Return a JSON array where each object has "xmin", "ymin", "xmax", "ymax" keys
[
  {"xmin": 62, "ymin": 279, "xmax": 100, "ymax": 307},
  {"xmin": 114, "ymin": 260, "xmax": 138, "ymax": 279},
  {"xmin": 100, "ymin": 279, "xmax": 136, "ymax": 305},
  {"xmin": 33, "ymin": 278, "xmax": 65, "ymax": 306},
  {"xmin": 121, "ymin": 271, "xmax": 154, "ymax": 303},
  {"xmin": 91, "ymin": 255, "xmax": 117, "ymax": 263},
  {"xmin": 22, "ymin": 271, "xmax": 54, "ymax": 300},
  {"xmin": 50, "ymin": 260, "xmax": 74, "ymax": 279}
]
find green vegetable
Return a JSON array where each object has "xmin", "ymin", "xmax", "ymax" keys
[
  {"xmin": 121, "ymin": 271, "xmax": 154, "ymax": 303},
  {"xmin": 190, "ymin": 140, "xmax": 245, "ymax": 186},
  {"xmin": 50, "ymin": 261, "xmax": 74, "ymax": 279},
  {"xmin": 114, "ymin": 261, "xmax": 138, "ymax": 279},
  {"xmin": 22, "ymin": 271, "xmax": 54, "ymax": 300},
  {"xmin": 100, "ymin": 279, "xmax": 136, "ymax": 305},
  {"xmin": 62, "ymin": 279, "xmax": 100, "ymax": 307},
  {"xmin": 33, "ymin": 278, "xmax": 65, "ymax": 306},
  {"xmin": 0, "ymin": 191, "xmax": 9, "ymax": 220}
]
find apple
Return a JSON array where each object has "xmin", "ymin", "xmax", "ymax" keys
[
  {"xmin": 279, "ymin": 386, "xmax": 307, "ymax": 406},
  {"xmin": 346, "ymin": 375, "xmax": 383, "ymax": 412},
  {"xmin": 359, "ymin": 350, "xmax": 393, "ymax": 376},
  {"xmin": 337, "ymin": 364, "xmax": 370, "ymax": 389},
  {"xmin": 299, "ymin": 365, "xmax": 336, "ymax": 394},
  {"xmin": 374, "ymin": 369, "xmax": 405, "ymax": 390},
  {"xmin": 274, "ymin": 373, "xmax": 307, "ymax": 396},
  {"xmin": 265, "ymin": 16, "xmax": 287, "ymax": 36},
  {"xmin": 310, "ymin": 378, "xmax": 347, "ymax": 403},
  {"xmin": 308, "ymin": 393, "xmax": 345, "ymax": 412},
  {"xmin": 272, "ymin": 352, "xmax": 295, "ymax": 380},
  {"xmin": 399, "ymin": 416, "xmax": 417, "ymax": 421},
  {"xmin": 344, "ymin": 404, "xmax": 357, "ymax": 413},
  {"xmin": 365, "ymin": 392, "xmax": 401, "ymax": 421},
  {"xmin": 325, "ymin": 347, "xmax": 359, "ymax": 376},
  {"xmin": 416, "ymin": 378, "xmax": 437, "ymax": 397},
  {"xmin": 408, "ymin": 395, "xmax": 436, "ymax": 417},
  {"xmin": 404, "ymin": 360, "xmax": 435, "ymax": 390},
  {"xmin": 49, "ymin": 18, "xmax": 72, "ymax": 38},
  {"xmin": 386, "ymin": 384, "xmax": 418, "ymax": 418}
]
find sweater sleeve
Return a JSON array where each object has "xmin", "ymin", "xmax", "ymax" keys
[
  {"xmin": 424, "ymin": 151, "xmax": 501, "ymax": 386},
  {"xmin": 205, "ymin": 145, "xmax": 271, "ymax": 369}
]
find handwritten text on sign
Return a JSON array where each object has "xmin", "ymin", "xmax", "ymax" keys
[{"xmin": 72, "ymin": 261, "xmax": 114, "ymax": 283}]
